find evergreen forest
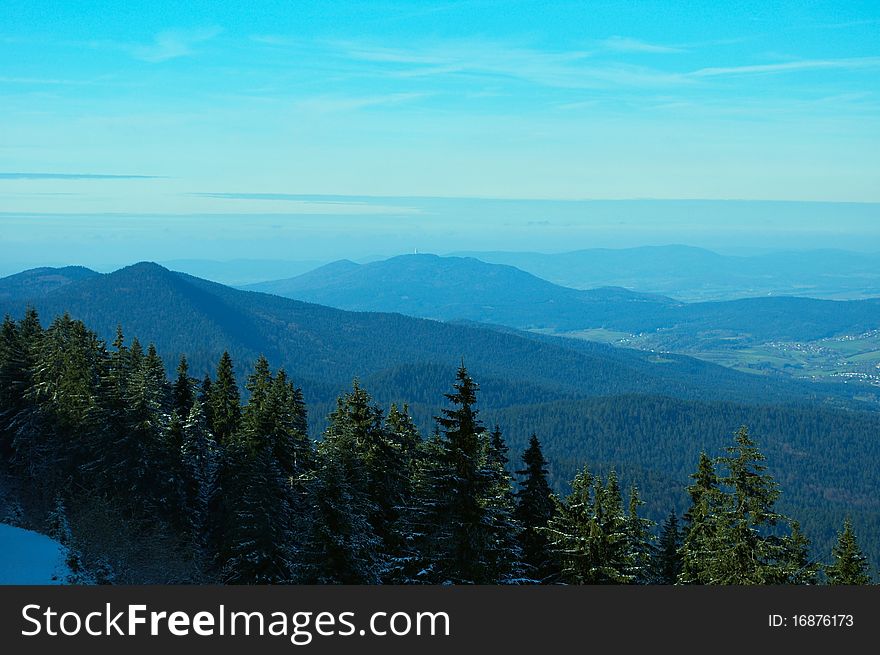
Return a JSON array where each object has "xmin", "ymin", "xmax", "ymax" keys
[{"xmin": 0, "ymin": 311, "xmax": 873, "ymax": 585}]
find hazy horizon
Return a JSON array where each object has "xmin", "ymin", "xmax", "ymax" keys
[
  {"xmin": 4, "ymin": 197, "xmax": 880, "ymax": 275},
  {"xmin": 3, "ymin": 1, "xmax": 880, "ymax": 275}
]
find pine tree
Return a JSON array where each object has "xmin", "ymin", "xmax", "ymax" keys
[
  {"xmin": 715, "ymin": 426, "xmax": 789, "ymax": 584},
  {"xmin": 221, "ymin": 440, "xmax": 296, "ymax": 584},
  {"xmin": 166, "ymin": 354, "xmax": 196, "ymax": 515},
  {"xmin": 651, "ymin": 511, "xmax": 683, "ymax": 584},
  {"xmin": 143, "ymin": 344, "xmax": 168, "ymax": 403},
  {"xmin": 381, "ymin": 403, "xmax": 422, "ymax": 582},
  {"xmin": 0, "ymin": 313, "xmax": 39, "ymax": 458},
  {"xmin": 302, "ymin": 382, "xmax": 382, "ymax": 583},
  {"xmin": 172, "ymin": 354, "xmax": 195, "ymax": 417},
  {"xmin": 267, "ymin": 369, "xmax": 312, "ymax": 478},
  {"xmin": 426, "ymin": 365, "xmax": 518, "ymax": 583},
  {"xmin": 546, "ymin": 467, "xmax": 634, "ymax": 584},
  {"xmin": 220, "ymin": 358, "xmax": 305, "ymax": 584},
  {"xmin": 514, "ymin": 434, "xmax": 557, "ymax": 582},
  {"xmin": 198, "ymin": 373, "xmax": 214, "ymax": 434},
  {"xmin": 679, "ymin": 452, "xmax": 721, "ymax": 584},
  {"xmin": 680, "ymin": 428, "xmax": 802, "ymax": 585},
  {"xmin": 180, "ymin": 398, "xmax": 219, "ymax": 560},
  {"xmin": 780, "ymin": 520, "xmax": 819, "ymax": 584},
  {"xmin": 826, "ymin": 519, "xmax": 871, "ymax": 585},
  {"xmin": 306, "ymin": 441, "xmax": 380, "ymax": 584},
  {"xmin": 409, "ymin": 426, "xmax": 447, "ymax": 582},
  {"xmin": 12, "ymin": 314, "xmax": 102, "ymax": 492},
  {"xmin": 121, "ymin": 339, "xmax": 171, "ymax": 512},
  {"xmin": 626, "ymin": 484, "xmax": 654, "ymax": 584},
  {"xmin": 209, "ymin": 351, "xmax": 240, "ymax": 447},
  {"xmin": 480, "ymin": 424, "xmax": 521, "ymax": 582}
]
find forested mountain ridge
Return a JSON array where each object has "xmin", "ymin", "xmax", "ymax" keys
[
  {"xmin": 245, "ymin": 254, "xmax": 880, "ymax": 346},
  {"xmin": 0, "ymin": 266, "xmax": 99, "ymax": 301},
  {"xmin": 2, "ymin": 263, "xmax": 880, "ymax": 570},
  {"xmin": 1, "ymin": 262, "xmax": 857, "ymax": 412},
  {"xmin": 0, "ymin": 312, "xmax": 874, "ymax": 584},
  {"xmin": 246, "ymin": 254, "xmax": 680, "ymax": 329}
]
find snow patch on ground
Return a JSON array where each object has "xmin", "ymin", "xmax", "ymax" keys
[{"xmin": 0, "ymin": 523, "xmax": 70, "ymax": 584}]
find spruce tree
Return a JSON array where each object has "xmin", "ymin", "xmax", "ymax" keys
[
  {"xmin": 0, "ymin": 314, "xmax": 38, "ymax": 458},
  {"xmin": 594, "ymin": 470, "xmax": 634, "ymax": 583},
  {"xmin": 306, "ymin": 441, "xmax": 380, "ymax": 584},
  {"xmin": 13, "ymin": 314, "xmax": 102, "ymax": 492},
  {"xmin": 180, "ymin": 397, "xmax": 219, "ymax": 561},
  {"xmin": 826, "ymin": 518, "xmax": 871, "ymax": 585},
  {"xmin": 651, "ymin": 511, "xmax": 683, "ymax": 584},
  {"xmin": 427, "ymin": 365, "xmax": 518, "ymax": 583},
  {"xmin": 172, "ymin": 355, "xmax": 195, "ymax": 417},
  {"xmin": 488, "ymin": 424, "xmax": 508, "ymax": 468},
  {"xmin": 679, "ymin": 452, "xmax": 721, "ymax": 584},
  {"xmin": 626, "ymin": 484, "xmax": 654, "ymax": 584},
  {"xmin": 209, "ymin": 351, "xmax": 240, "ymax": 447},
  {"xmin": 143, "ymin": 344, "xmax": 168, "ymax": 402},
  {"xmin": 198, "ymin": 374, "xmax": 214, "ymax": 432},
  {"xmin": 480, "ymin": 424, "xmax": 521, "ymax": 581},
  {"xmin": 267, "ymin": 369, "xmax": 312, "ymax": 478},
  {"xmin": 221, "ymin": 358, "xmax": 305, "ymax": 584},
  {"xmin": 122, "ymin": 339, "xmax": 171, "ymax": 512},
  {"xmin": 546, "ymin": 467, "xmax": 634, "ymax": 584},
  {"xmin": 327, "ymin": 384, "xmax": 417, "ymax": 582},
  {"xmin": 128, "ymin": 337, "xmax": 144, "ymax": 370},
  {"xmin": 409, "ymin": 426, "xmax": 447, "ymax": 582},
  {"xmin": 222, "ymin": 440, "xmax": 295, "ymax": 584},
  {"xmin": 303, "ymin": 382, "xmax": 381, "ymax": 584},
  {"xmin": 780, "ymin": 520, "xmax": 819, "ymax": 585},
  {"xmin": 514, "ymin": 434, "xmax": 557, "ymax": 582},
  {"xmin": 90, "ymin": 325, "xmax": 131, "ymax": 494},
  {"xmin": 381, "ymin": 403, "xmax": 422, "ymax": 582},
  {"xmin": 680, "ymin": 428, "xmax": 802, "ymax": 585},
  {"xmin": 715, "ymin": 426, "xmax": 788, "ymax": 584},
  {"xmin": 166, "ymin": 354, "xmax": 196, "ymax": 517}
]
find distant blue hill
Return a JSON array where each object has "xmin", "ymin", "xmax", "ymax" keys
[
  {"xmin": 245, "ymin": 254, "xmax": 880, "ymax": 345},
  {"xmin": 450, "ymin": 246, "xmax": 880, "ymax": 301},
  {"xmin": 0, "ymin": 266, "xmax": 99, "ymax": 301}
]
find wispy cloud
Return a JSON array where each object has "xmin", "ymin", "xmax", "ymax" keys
[
  {"xmin": 249, "ymin": 34, "xmax": 304, "ymax": 48},
  {"xmin": 336, "ymin": 40, "xmax": 688, "ymax": 89},
  {"xmin": 0, "ymin": 173, "xmax": 163, "ymax": 180},
  {"xmin": 556, "ymin": 99, "xmax": 601, "ymax": 111},
  {"xmin": 128, "ymin": 27, "xmax": 222, "ymax": 62},
  {"xmin": 691, "ymin": 57, "xmax": 880, "ymax": 77},
  {"xmin": 600, "ymin": 36, "xmax": 684, "ymax": 54}
]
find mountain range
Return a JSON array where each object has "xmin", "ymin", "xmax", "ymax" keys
[
  {"xmin": 245, "ymin": 254, "xmax": 880, "ymax": 349},
  {"xmin": 2, "ymin": 261, "xmax": 879, "ymax": 561},
  {"xmin": 2, "ymin": 261, "xmax": 838, "ymax": 411}
]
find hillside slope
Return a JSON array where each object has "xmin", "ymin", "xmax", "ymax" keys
[
  {"xmin": 246, "ymin": 254, "xmax": 880, "ymax": 344},
  {"xmin": 0, "ymin": 262, "xmax": 856, "ymax": 413}
]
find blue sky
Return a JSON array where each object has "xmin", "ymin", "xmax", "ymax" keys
[{"xmin": 1, "ymin": 1, "xmax": 879, "ymax": 266}]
